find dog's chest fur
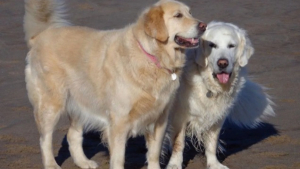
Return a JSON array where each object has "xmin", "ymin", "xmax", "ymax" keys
[
  {"xmin": 129, "ymin": 76, "xmax": 180, "ymax": 135},
  {"xmin": 183, "ymin": 64, "xmax": 240, "ymax": 135}
]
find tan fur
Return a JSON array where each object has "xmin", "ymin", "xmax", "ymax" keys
[
  {"xmin": 144, "ymin": 6, "xmax": 168, "ymax": 42},
  {"xmin": 24, "ymin": 0, "xmax": 203, "ymax": 169}
]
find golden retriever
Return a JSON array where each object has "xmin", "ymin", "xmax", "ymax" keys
[
  {"xmin": 23, "ymin": 0, "xmax": 206, "ymax": 169},
  {"xmin": 166, "ymin": 21, "xmax": 274, "ymax": 169}
]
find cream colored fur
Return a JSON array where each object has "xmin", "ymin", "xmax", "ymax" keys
[
  {"xmin": 23, "ymin": 0, "xmax": 204, "ymax": 169},
  {"xmin": 166, "ymin": 21, "xmax": 275, "ymax": 169}
]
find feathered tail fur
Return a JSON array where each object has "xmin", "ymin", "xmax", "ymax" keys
[
  {"xmin": 227, "ymin": 79, "xmax": 275, "ymax": 128},
  {"xmin": 24, "ymin": 0, "xmax": 70, "ymax": 47}
]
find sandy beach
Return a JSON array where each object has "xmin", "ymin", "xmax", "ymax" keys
[{"xmin": 0, "ymin": 0, "xmax": 299, "ymax": 169}]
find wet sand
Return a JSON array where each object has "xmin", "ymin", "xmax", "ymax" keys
[{"xmin": 0, "ymin": 0, "xmax": 299, "ymax": 169}]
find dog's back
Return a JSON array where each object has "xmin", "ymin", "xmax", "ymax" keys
[{"xmin": 24, "ymin": 0, "xmax": 70, "ymax": 47}]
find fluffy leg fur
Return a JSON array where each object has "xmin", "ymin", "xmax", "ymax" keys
[
  {"xmin": 67, "ymin": 119, "xmax": 98, "ymax": 169},
  {"xmin": 165, "ymin": 124, "xmax": 186, "ymax": 169},
  {"xmin": 36, "ymin": 108, "xmax": 62, "ymax": 169},
  {"xmin": 204, "ymin": 120, "xmax": 229, "ymax": 169},
  {"xmin": 146, "ymin": 111, "xmax": 169, "ymax": 169},
  {"xmin": 30, "ymin": 80, "xmax": 65, "ymax": 169},
  {"xmin": 107, "ymin": 118, "xmax": 130, "ymax": 169}
]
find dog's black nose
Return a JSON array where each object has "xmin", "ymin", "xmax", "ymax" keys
[
  {"xmin": 198, "ymin": 22, "xmax": 207, "ymax": 32},
  {"xmin": 217, "ymin": 59, "xmax": 228, "ymax": 69}
]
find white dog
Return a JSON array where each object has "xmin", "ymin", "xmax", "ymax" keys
[{"xmin": 166, "ymin": 21, "xmax": 275, "ymax": 169}]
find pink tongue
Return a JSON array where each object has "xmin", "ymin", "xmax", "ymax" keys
[
  {"xmin": 217, "ymin": 73, "xmax": 230, "ymax": 84},
  {"xmin": 183, "ymin": 38, "xmax": 199, "ymax": 44}
]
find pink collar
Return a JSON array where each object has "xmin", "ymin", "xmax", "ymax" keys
[{"xmin": 137, "ymin": 41, "xmax": 172, "ymax": 74}]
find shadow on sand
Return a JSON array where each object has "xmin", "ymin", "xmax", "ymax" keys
[
  {"xmin": 54, "ymin": 122, "xmax": 278, "ymax": 169},
  {"xmin": 55, "ymin": 131, "xmax": 109, "ymax": 167},
  {"xmin": 179, "ymin": 121, "xmax": 279, "ymax": 169},
  {"xmin": 55, "ymin": 131, "xmax": 147, "ymax": 169}
]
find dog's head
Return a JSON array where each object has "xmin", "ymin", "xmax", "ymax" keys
[
  {"xmin": 196, "ymin": 21, "xmax": 254, "ymax": 85},
  {"xmin": 142, "ymin": 0, "xmax": 206, "ymax": 49}
]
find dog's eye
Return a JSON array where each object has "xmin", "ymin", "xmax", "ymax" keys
[
  {"xmin": 209, "ymin": 42, "xmax": 217, "ymax": 48},
  {"xmin": 228, "ymin": 44, "xmax": 235, "ymax": 48},
  {"xmin": 189, "ymin": 10, "xmax": 192, "ymax": 15},
  {"xmin": 174, "ymin": 13, "xmax": 183, "ymax": 18}
]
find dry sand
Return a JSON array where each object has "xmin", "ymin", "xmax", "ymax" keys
[{"xmin": 0, "ymin": 0, "xmax": 299, "ymax": 169}]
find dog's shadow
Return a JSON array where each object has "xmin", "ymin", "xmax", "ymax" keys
[
  {"xmin": 54, "ymin": 122, "xmax": 278, "ymax": 169},
  {"xmin": 178, "ymin": 121, "xmax": 278, "ymax": 168},
  {"xmin": 54, "ymin": 132, "xmax": 108, "ymax": 167},
  {"xmin": 55, "ymin": 132, "xmax": 148, "ymax": 169}
]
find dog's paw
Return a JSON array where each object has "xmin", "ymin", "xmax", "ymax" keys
[
  {"xmin": 207, "ymin": 163, "xmax": 229, "ymax": 169},
  {"xmin": 166, "ymin": 164, "xmax": 182, "ymax": 169},
  {"xmin": 75, "ymin": 159, "xmax": 98, "ymax": 169}
]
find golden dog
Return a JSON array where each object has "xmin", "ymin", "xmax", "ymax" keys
[{"xmin": 23, "ymin": 0, "xmax": 206, "ymax": 169}]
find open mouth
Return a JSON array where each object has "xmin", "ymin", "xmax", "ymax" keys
[
  {"xmin": 213, "ymin": 72, "xmax": 232, "ymax": 84},
  {"xmin": 174, "ymin": 35, "xmax": 199, "ymax": 48}
]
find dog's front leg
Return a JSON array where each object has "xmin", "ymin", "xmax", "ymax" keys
[
  {"xmin": 67, "ymin": 119, "xmax": 98, "ymax": 169},
  {"xmin": 145, "ymin": 110, "xmax": 169, "ymax": 169},
  {"xmin": 107, "ymin": 118, "xmax": 130, "ymax": 169},
  {"xmin": 166, "ymin": 123, "xmax": 187, "ymax": 169},
  {"xmin": 204, "ymin": 120, "xmax": 229, "ymax": 169},
  {"xmin": 166, "ymin": 103, "xmax": 189, "ymax": 169}
]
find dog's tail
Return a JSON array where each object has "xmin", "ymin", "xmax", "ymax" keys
[
  {"xmin": 227, "ymin": 79, "xmax": 275, "ymax": 128},
  {"xmin": 24, "ymin": 0, "xmax": 70, "ymax": 48}
]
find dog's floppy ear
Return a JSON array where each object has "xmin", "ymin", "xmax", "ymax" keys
[
  {"xmin": 237, "ymin": 29, "xmax": 254, "ymax": 67},
  {"xmin": 195, "ymin": 39, "xmax": 208, "ymax": 67},
  {"xmin": 144, "ymin": 6, "xmax": 168, "ymax": 42}
]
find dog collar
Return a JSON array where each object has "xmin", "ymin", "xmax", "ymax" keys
[{"xmin": 137, "ymin": 41, "xmax": 177, "ymax": 80}]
